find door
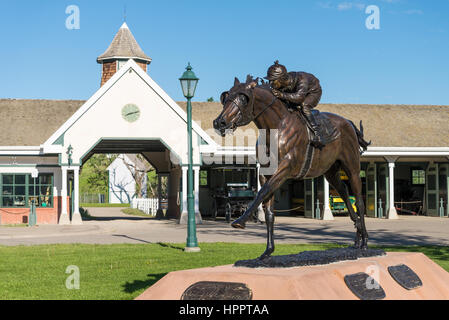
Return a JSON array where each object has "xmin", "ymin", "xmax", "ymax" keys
[
  {"xmin": 69, "ymin": 178, "xmax": 74, "ymax": 220},
  {"xmin": 426, "ymin": 163, "xmax": 439, "ymax": 216},
  {"xmin": 304, "ymin": 178, "xmax": 315, "ymax": 219},
  {"xmin": 315, "ymin": 176, "xmax": 324, "ymax": 220},
  {"xmin": 438, "ymin": 164, "xmax": 448, "ymax": 217},
  {"xmin": 365, "ymin": 163, "xmax": 377, "ymax": 217},
  {"xmin": 377, "ymin": 164, "xmax": 389, "ymax": 218}
]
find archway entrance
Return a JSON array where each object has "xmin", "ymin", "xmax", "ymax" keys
[
  {"xmin": 62, "ymin": 138, "xmax": 184, "ymax": 224},
  {"xmin": 84, "ymin": 139, "xmax": 181, "ymax": 220}
]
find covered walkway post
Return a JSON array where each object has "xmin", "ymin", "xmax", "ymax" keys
[
  {"xmin": 179, "ymin": 166, "xmax": 202, "ymax": 224},
  {"xmin": 71, "ymin": 166, "xmax": 83, "ymax": 225},
  {"xmin": 387, "ymin": 161, "xmax": 398, "ymax": 219},
  {"xmin": 59, "ymin": 166, "xmax": 70, "ymax": 225},
  {"xmin": 194, "ymin": 166, "xmax": 201, "ymax": 219},
  {"xmin": 322, "ymin": 178, "xmax": 334, "ymax": 220}
]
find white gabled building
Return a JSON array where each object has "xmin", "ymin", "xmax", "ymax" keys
[{"xmin": 0, "ymin": 23, "xmax": 222, "ymax": 225}]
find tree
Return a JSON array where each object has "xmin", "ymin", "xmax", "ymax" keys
[
  {"xmin": 147, "ymin": 170, "xmax": 168, "ymax": 199},
  {"xmin": 80, "ymin": 154, "xmax": 117, "ymax": 195},
  {"xmin": 147, "ymin": 170, "xmax": 158, "ymax": 198},
  {"xmin": 118, "ymin": 154, "xmax": 153, "ymax": 198},
  {"xmin": 207, "ymin": 97, "xmax": 214, "ymax": 102}
]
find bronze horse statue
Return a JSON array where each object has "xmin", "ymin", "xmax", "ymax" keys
[{"xmin": 213, "ymin": 76, "xmax": 371, "ymax": 260}]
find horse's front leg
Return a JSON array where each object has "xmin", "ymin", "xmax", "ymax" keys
[
  {"xmin": 259, "ymin": 195, "xmax": 275, "ymax": 260},
  {"xmin": 232, "ymin": 160, "xmax": 291, "ymax": 230}
]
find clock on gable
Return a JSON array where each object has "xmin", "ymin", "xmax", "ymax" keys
[{"xmin": 121, "ymin": 104, "xmax": 141, "ymax": 123}]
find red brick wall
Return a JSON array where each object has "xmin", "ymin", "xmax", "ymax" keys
[
  {"xmin": 100, "ymin": 60, "xmax": 148, "ymax": 87},
  {"xmin": 136, "ymin": 61, "xmax": 148, "ymax": 73},
  {"xmin": 101, "ymin": 61, "xmax": 117, "ymax": 87},
  {"xmin": 0, "ymin": 196, "xmax": 70, "ymax": 225}
]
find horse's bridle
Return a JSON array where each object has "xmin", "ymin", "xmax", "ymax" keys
[{"xmin": 223, "ymin": 88, "xmax": 277, "ymax": 126}]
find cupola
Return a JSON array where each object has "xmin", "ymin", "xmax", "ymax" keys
[{"xmin": 97, "ymin": 22, "xmax": 152, "ymax": 86}]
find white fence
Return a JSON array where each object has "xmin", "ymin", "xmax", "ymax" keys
[
  {"xmin": 81, "ymin": 193, "xmax": 106, "ymax": 204},
  {"xmin": 132, "ymin": 198, "xmax": 159, "ymax": 217}
]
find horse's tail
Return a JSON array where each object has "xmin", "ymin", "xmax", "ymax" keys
[{"xmin": 349, "ymin": 120, "xmax": 371, "ymax": 155}]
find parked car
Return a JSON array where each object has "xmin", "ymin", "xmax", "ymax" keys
[{"xmin": 330, "ymin": 195, "xmax": 357, "ymax": 214}]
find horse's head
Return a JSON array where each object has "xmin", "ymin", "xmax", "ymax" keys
[{"xmin": 213, "ymin": 75, "xmax": 259, "ymax": 137}]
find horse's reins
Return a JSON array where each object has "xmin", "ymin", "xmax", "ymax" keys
[
  {"xmin": 228, "ymin": 90, "xmax": 277, "ymax": 125},
  {"xmin": 252, "ymin": 95, "xmax": 277, "ymax": 121}
]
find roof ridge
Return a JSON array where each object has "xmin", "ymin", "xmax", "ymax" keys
[{"xmin": 97, "ymin": 23, "xmax": 151, "ymax": 63}]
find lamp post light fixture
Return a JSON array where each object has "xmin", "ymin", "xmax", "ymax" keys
[
  {"xmin": 179, "ymin": 63, "xmax": 200, "ymax": 253},
  {"xmin": 67, "ymin": 145, "xmax": 73, "ymax": 167}
]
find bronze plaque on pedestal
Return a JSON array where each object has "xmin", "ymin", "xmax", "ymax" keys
[
  {"xmin": 344, "ymin": 272, "xmax": 386, "ymax": 300},
  {"xmin": 181, "ymin": 281, "xmax": 252, "ymax": 300},
  {"xmin": 388, "ymin": 264, "xmax": 422, "ymax": 290}
]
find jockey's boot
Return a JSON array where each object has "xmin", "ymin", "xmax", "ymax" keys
[{"xmin": 305, "ymin": 112, "xmax": 324, "ymax": 149}]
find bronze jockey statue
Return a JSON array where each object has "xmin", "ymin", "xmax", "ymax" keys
[{"xmin": 265, "ymin": 60, "xmax": 324, "ymax": 148}]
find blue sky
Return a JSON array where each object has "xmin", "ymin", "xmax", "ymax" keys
[{"xmin": 0, "ymin": 0, "xmax": 448, "ymax": 105}]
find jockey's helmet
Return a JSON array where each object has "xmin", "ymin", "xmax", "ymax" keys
[{"xmin": 264, "ymin": 60, "xmax": 288, "ymax": 81}]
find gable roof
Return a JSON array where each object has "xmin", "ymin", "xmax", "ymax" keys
[
  {"xmin": 0, "ymin": 99, "xmax": 84, "ymax": 146},
  {"xmin": 97, "ymin": 23, "xmax": 152, "ymax": 63},
  {"xmin": 42, "ymin": 59, "xmax": 219, "ymax": 150},
  {"xmin": 320, "ymin": 104, "xmax": 449, "ymax": 148}
]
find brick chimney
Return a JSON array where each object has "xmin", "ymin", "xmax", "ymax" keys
[{"xmin": 97, "ymin": 23, "xmax": 152, "ymax": 87}]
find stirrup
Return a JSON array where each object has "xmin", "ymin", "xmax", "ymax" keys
[{"xmin": 311, "ymin": 134, "xmax": 324, "ymax": 149}]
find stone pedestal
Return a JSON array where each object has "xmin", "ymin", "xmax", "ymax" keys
[{"xmin": 136, "ymin": 252, "xmax": 449, "ymax": 300}]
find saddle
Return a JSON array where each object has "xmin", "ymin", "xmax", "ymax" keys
[
  {"xmin": 297, "ymin": 110, "xmax": 341, "ymax": 147},
  {"xmin": 294, "ymin": 110, "xmax": 341, "ymax": 179}
]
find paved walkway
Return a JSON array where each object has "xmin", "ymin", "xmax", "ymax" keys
[{"xmin": 1, "ymin": 207, "xmax": 449, "ymax": 247}]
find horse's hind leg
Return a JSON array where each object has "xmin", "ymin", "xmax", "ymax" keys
[
  {"xmin": 324, "ymin": 163, "xmax": 364, "ymax": 248},
  {"xmin": 260, "ymin": 195, "xmax": 275, "ymax": 260},
  {"xmin": 345, "ymin": 167, "xmax": 369, "ymax": 248}
]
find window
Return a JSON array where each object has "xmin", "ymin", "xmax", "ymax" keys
[
  {"xmin": 2, "ymin": 174, "xmax": 26, "ymax": 207},
  {"xmin": 1, "ymin": 173, "xmax": 53, "ymax": 208},
  {"xmin": 412, "ymin": 169, "xmax": 425, "ymax": 185},
  {"xmin": 117, "ymin": 59, "xmax": 129, "ymax": 71},
  {"xmin": 200, "ymin": 170, "xmax": 208, "ymax": 187},
  {"xmin": 29, "ymin": 174, "xmax": 53, "ymax": 208}
]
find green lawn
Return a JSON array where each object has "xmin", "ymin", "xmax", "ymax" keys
[
  {"xmin": 0, "ymin": 243, "xmax": 448, "ymax": 300},
  {"xmin": 120, "ymin": 208, "xmax": 154, "ymax": 218},
  {"xmin": 79, "ymin": 207, "xmax": 151, "ymax": 220},
  {"xmin": 80, "ymin": 203, "xmax": 130, "ymax": 208}
]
